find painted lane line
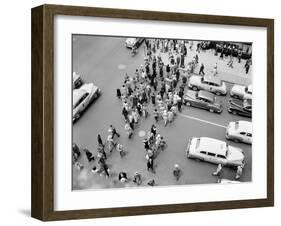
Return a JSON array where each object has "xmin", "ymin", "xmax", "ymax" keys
[{"xmin": 178, "ymin": 113, "xmax": 227, "ymax": 129}]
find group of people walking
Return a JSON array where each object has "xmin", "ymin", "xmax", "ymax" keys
[{"xmin": 72, "ymin": 39, "xmax": 249, "ymax": 189}]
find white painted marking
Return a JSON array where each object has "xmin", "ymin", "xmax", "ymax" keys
[
  {"xmin": 178, "ymin": 113, "xmax": 227, "ymax": 128},
  {"xmin": 138, "ymin": 130, "xmax": 146, "ymax": 137}
]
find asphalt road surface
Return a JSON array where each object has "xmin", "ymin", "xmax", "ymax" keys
[{"xmin": 72, "ymin": 35, "xmax": 252, "ymax": 190}]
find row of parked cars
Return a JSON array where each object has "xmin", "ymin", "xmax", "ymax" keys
[
  {"xmin": 186, "ymin": 74, "xmax": 252, "ymax": 118},
  {"xmin": 184, "ymin": 74, "xmax": 252, "ymax": 168},
  {"xmin": 72, "ymin": 72, "xmax": 101, "ymax": 122}
]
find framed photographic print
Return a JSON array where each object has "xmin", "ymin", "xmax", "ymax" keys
[{"xmin": 31, "ymin": 4, "xmax": 274, "ymax": 221}]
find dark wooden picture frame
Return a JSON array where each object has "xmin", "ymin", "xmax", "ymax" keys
[{"xmin": 31, "ymin": 4, "xmax": 274, "ymax": 221}]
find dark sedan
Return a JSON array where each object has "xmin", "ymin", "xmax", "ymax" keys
[
  {"xmin": 227, "ymin": 98, "xmax": 252, "ymax": 118},
  {"xmin": 183, "ymin": 90, "xmax": 223, "ymax": 113}
]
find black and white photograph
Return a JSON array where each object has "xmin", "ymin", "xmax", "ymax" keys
[{"xmin": 72, "ymin": 35, "xmax": 253, "ymax": 190}]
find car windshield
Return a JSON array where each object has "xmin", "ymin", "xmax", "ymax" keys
[{"xmin": 195, "ymin": 138, "xmax": 200, "ymax": 149}]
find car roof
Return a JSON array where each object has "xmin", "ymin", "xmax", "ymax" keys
[
  {"xmin": 244, "ymin": 98, "xmax": 252, "ymax": 106},
  {"xmin": 236, "ymin": 121, "xmax": 252, "ymax": 133},
  {"xmin": 73, "ymin": 89, "xmax": 87, "ymax": 108},
  {"xmin": 197, "ymin": 137, "xmax": 227, "ymax": 156},
  {"xmin": 198, "ymin": 90, "xmax": 214, "ymax": 102},
  {"xmin": 203, "ymin": 75, "xmax": 221, "ymax": 85}
]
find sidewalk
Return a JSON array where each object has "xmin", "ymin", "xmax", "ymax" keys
[{"xmin": 148, "ymin": 40, "xmax": 252, "ymax": 86}]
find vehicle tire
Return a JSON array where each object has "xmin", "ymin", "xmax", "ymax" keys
[
  {"xmin": 215, "ymin": 91, "xmax": 222, "ymax": 96},
  {"xmin": 192, "ymin": 86, "xmax": 198, "ymax": 91},
  {"xmin": 233, "ymin": 95, "xmax": 239, "ymax": 99},
  {"xmin": 186, "ymin": 101, "xmax": 191, "ymax": 106},
  {"xmin": 232, "ymin": 110, "xmax": 237, "ymax": 115},
  {"xmin": 234, "ymin": 139, "xmax": 240, "ymax": 143},
  {"xmin": 209, "ymin": 108, "xmax": 214, "ymax": 113},
  {"xmin": 187, "ymin": 155, "xmax": 195, "ymax": 160},
  {"xmin": 217, "ymin": 109, "xmax": 223, "ymax": 114}
]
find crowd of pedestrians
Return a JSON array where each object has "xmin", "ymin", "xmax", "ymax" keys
[{"xmin": 72, "ymin": 39, "xmax": 250, "ymax": 189}]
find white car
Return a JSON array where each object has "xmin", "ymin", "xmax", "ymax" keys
[
  {"xmin": 230, "ymin": 84, "xmax": 252, "ymax": 100},
  {"xmin": 125, "ymin": 38, "xmax": 144, "ymax": 48},
  {"xmin": 73, "ymin": 83, "xmax": 101, "ymax": 122},
  {"xmin": 226, "ymin": 121, "xmax": 252, "ymax": 144},
  {"xmin": 73, "ymin": 72, "xmax": 82, "ymax": 89},
  {"xmin": 186, "ymin": 137, "xmax": 245, "ymax": 167},
  {"xmin": 188, "ymin": 75, "xmax": 227, "ymax": 96}
]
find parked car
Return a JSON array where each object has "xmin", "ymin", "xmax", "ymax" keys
[
  {"xmin": 226, "ymin": 121, "xmax": 252, "ymax": 144},
  {"xmin": 227, "ymin": 98, "xmax": 252, "ymax": 118},
  {"xmin": 230, "ymin": 84, "xmax": 252, "ymax": 100},
  {"xmin": 73, "ymin": 83, "xmax": 101, "ymax": 122},
  {"xmin": 73, "ymin": 72, "xmax": 83, "ymax": 89},
  {"xmin": 186, "ymin": 137, "xmax": 245, "ymax": 167},
  {"xmin": 188, "ymin": 75, "xmax": 227, "ymax": 96},
  {"xmin": 125, "ymin": 38, "xmax": 144, "ymax": 48},
  {"xmin": 183, "ymin": 90, "xmax": 223, "ymax": 113}
]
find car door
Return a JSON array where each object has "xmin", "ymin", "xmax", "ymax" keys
[
  {"xmin": 208, "ymin": 82, "xmax": 215, "ymax": 93},
  {"xmin": 200, "ymin": 79, "xmax": 208, "ymax": 90},
  {"xmin": 78, "ymin": 93, "xmax": 89, "ymax": 113},
  {"xmin": 206, "ymin": 152, "xmax": 217, "ymax": 164},
  {"xmin": 194, "ymin": 97, "xmax": 206, "ymax": 109},
  {"xmin": 239, "ymin": 132, "xmax": 247, "ymax": 142},
  {"xmin": 217, "ymin": 154, "xmax": 227, "ymax": 165}
]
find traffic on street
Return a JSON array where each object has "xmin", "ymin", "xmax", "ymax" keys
[{"xmin": 72, "ymin": 35, "xmax": 252, "ymax": 190}]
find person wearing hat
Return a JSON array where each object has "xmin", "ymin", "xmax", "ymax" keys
[
  {"xmin": 133, "ymin": 172, "xmax": 142, "ymax": 185},
  {"xmin": 147, "ymin": 179, "xmax": 156, "ymax": 186},
  {"xmin": 116, "ymin": 143, "xmax": 126, "ymax": 158},
  {"xmin": 83, "ymin": 148, "xmax": 95, "ymax": 162},
  {"xmin": 153, "ymin": 109, "xmax": 159, "ymax": 123},
  {"xmin": 147, "ymin": 157, "xmax": 154, "ymax": 173},
  {"xmin": 143, "ymin": 138, "xmax": 150, "ymax": 150},
  {"xmin": 173, "ymin": 164, "xmax": 182, "ymax": 181},
  {"xmin": 235, "ymin": 164, "xmax": 244, "ymax": 180},
  {"xmin": 109, "ymin": 125, "xmax": 120, "ymax": 138},
  {"xmin": 118, "ymin": 172, "xmax": 128, "ymax": 183}
]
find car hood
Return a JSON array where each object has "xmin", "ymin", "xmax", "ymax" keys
[
  {"xmin": 227, "ymin": 146, "xmax": 244, "ymax": 162},
  {"xmin": 184, "ymin": 90, "xmax": 197, "ymax": 99},
  {"xmin": 226, "ymin": 122, "xmax": 236, "ymax": 135},
  {"xmin": 231, "ymin": 84, "xmax": 245, "ymax": 95},
  {"xmin": 229, "ymin": 98, "xmax": 243, "ymax": 107},
  {"xmin": 189, "ymin": 75, "xmax": 201, "ymax": 84},
  {"xmin": 80, "ymin": 83, "xmax": 97, "ymax": 93}
]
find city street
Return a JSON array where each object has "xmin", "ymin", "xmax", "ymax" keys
[{"xmin": 72, "ymin": 35, "xmax": 252, "ymax": 190}]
